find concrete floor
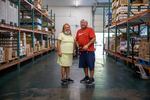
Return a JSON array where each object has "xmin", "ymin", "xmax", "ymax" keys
[{"xmin": 0, "ymin": 47, "xmax": 150, "ymax": 100}]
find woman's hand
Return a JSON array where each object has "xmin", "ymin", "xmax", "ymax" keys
[{"xmin": 57, "ymin": 51, "xmax": 62, "ymax": 57}]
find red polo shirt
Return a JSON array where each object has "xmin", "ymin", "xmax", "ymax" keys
[{"xmin": 76, "ymin": 27, "xmax": 95, "ymax": 51}]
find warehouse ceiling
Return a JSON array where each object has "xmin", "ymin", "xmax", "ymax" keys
[{"xmin": 43, "ymin": 0, "xmax": 111, "ymax": 7}]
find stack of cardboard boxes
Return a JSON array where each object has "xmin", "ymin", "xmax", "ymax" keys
[
  {"xmin": 139, "ymin": 39, "xmax": 150, "ymax": 60},
  {"xmin": 105, "ymin": 37, "xmax": 116, "ymax": 52},
  {"xmin": 112, "ymin": 0, "xmax": 149, "ymax": 23},
  {"xmin": 0, "ymin": 47, "xmax": 13, "ymax": 63},
  {"xmin": 20, "ymin": 18, "xmax": 42, "ymax": 31},
  {"xmin": 41, "ymin": 9, "xmax": 49, "ymax": 16},
  {"xmin": 0, "ymin": 0, "xmax": 18, "ymax": 26},
  {"xmin": 34, "ymin": 0, "xmax": 42, "ymax": 10}
]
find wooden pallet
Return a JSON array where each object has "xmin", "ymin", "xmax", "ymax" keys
[
  {"xmin": 120, "ymin": 4, "xmax": 149, "ymax": 7},
  {"xmin": 0, "ymin": 57, "xmax": 18, "ymax": 65},
  {"xmin": 6, "ymin": 57, "xmax": 18, "ymax": 63}
]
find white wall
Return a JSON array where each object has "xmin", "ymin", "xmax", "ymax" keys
[{"xmin": 48, "ymin": 7, "xmax": 93, "ymax": 38}]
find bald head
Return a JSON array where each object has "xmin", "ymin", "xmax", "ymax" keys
[{"xmin": 80, "ymin": 19, "xmax": 88, "ymax": 29}]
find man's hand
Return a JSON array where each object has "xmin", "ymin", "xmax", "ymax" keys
[{"xmin": 82, "ymin": 45, "xmax": 88, "ymax": 50}]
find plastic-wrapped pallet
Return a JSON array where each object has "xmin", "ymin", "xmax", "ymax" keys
[
  {"xmin": 120, "ymin": 41, "xmax": 127, "ymax": 51},
  {"xmin": 7, "ymin": 0, "xmax": 13, "ymax": 25},
  {"xmin": 6, "ymin": 0, "xmax": 18, "ymax": 26},
  {"xmin": 13, "ymin": 4, "xmax": 18, "ymax": 26},
  {"xmin": 0, "ymin": 47, "xmax": 4, "ymax": 63},
  {"xmin": 20, "ymin": 46, "xmax": 26, "ymax": 56},
  {"xmin": 0, "ymin": 0, "xmax": 7, "ymax": 23}
]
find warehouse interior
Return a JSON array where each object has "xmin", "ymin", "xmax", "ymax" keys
[{"xmin": 0, "ymin": 0, "xmax": 150, "ymax": 99}]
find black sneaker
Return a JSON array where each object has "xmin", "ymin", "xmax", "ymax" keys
[
  {"xmin": 86, "ymin": 78, "xmax": 94, "ymax": 85},
  {"xmin": 61, "ymin": 79, "xmax": 68, "ymax": 85},
  {"xmin": 80, "ymin": 76, "xmax": 89, "ymax": 83},
  {"xmin": 67, "ymin": 78, "xmax": 74, "ymax": 83}
]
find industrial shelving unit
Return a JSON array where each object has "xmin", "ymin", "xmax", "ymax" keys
[
  {"xmin": 104, "ymin": 0, "xmax": 150, "ymax": 73},
  {"xmin": 0, "ymin": 0, "xmax": 56, "ymax": 71}
]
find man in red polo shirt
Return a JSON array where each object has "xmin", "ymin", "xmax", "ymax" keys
[{"xmin": 76, "ymin": 19, "xmax": 96, "ymax": 85}]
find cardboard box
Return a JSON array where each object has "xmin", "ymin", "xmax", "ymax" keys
[
  {"xmin": 139, "ymin": 40, "xmax": 150, "ymax": 59},
  {"xmin": 4, "ymin": 48, "xmax": 12, "ymax": 61},
  {"xmin": 132, "ymin": 0, "xmax": 143, "ymax": 4},
  {"xmin": 41, "ymin": 9, "xmax": 49, "ymax": 16},
  {"xmin": 12, "ymin": 51, "xmax": 17, "ymax": 58},
  {"xmin": 119, "ymin": 0, "xmax": 128, "ymax": 5},
  {"xmin": 119, "ymin": 0, "xmax": 144, "ymax": 5},
  {"xmin": 35, "ymin": 4, "xmax": 41, "ymax": 9},
  {"xmin": 26, "ymin": 44, "xmax": 33, "ymax": 56},
  {"xmin": 143, "ymin": 0, "xmax": 149, "ymax": 4}
]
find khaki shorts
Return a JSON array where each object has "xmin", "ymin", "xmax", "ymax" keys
[{"xmin": 57, "ymin": 53, "xmax": 73, "ymax": 67}]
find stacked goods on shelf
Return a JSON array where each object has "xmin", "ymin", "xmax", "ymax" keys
[
  {"xmin": 34, "ymin": 0, "xmax": 42, "ymax": 10},
  {"xmin": 20, "ymin": 41, "xmax": 26, "ymax": 56},
  {"xmin": 43, "ymin": 27, "xmax": 48, "ymax": 32},
  {"xmin": 35, "ymin": 40, "xmax": 47, "ymax": 52},
  {"xmin": 143, "ymin": 0, "xmax": 149, "ymax": 4},
  {"xmin": 0, "ymin": 32, "xmax": 17, "ymax": 63},
  {"xmin": 33, "ymin": 37, "xmax": 39, "ymax": 52},
  {"xmin": 47, "ymin": 39, "xmax": 50, "ymax": 48},
  {"xmin": 118, "ymin": 33, "xmax": 140, "ymax": 54},
  {"xmin": 105, "ymin": 37, "xmax": 115, "ymax": 52},
  {"xmin": 0, "ymin": 47, "xmax": 4, "ymax": 63},
  {"xmin": 4, "ymin": 47, "xmax": 13, "ymax": 62},
  {"xmin": 105, "ymin": 10, "xmax": 112, "ymax": 26},
  {"xmin": 20, "ymin": 33, "xmax": 26, "ymax": 56},
  {"xmin": 41, "ymin": 40, "xmax": 46, "ymax": 49},
  {"xmin": 26, "ymin": 34, "xmax": 34, "ymax": 56},
  {"xmin": 20, "ymin": 18, "xmax": 42, "ymax": 30},
  {"xmin": 41, "ymin": 9, "xmax": 49, "ymax": 16},
  {"xmin": 26, "ymin": 44, "xmax": 32, "ymax": 56},
  {"xmin": 0, "ymin": 0, "xmax": 18, "ymax": 26},
  {"xmin": 36, "ymin": 41, "xmax": 41, "ymax": 52},
  {"xmin": 0, "ymin": 47, "xmax": 13, "ymax": 63},
  {"xmin": 112, "ymin": 0, "xmax": 149, "ymax": 23},
  {"xmin": 119, "ymin": 33, "xmax": 127, "ymax": 52},
  {"xmin": 139, "ymin": 39, "xmax": 150, "ymax": 60},
  {"xmin": 0, "ymin": 0, "xmax": 7, "ymax": 24}
]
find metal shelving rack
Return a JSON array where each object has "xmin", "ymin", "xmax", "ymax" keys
[
  {"xmin": 105, "ymin": 0, "xmax": 150, "ymax": 70},
  {"xmin": 0, "ymin": 0, "xmax": 56, "ymax": 71}
]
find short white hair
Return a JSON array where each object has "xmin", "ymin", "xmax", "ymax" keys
[{"xmin": 80, "ymin": 19, "xmax": 87, "ymax": 23}]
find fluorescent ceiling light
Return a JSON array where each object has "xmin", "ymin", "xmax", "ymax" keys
[{"xmin": 75, "ymin": 0, "xmax": 79, "ymax": 7}]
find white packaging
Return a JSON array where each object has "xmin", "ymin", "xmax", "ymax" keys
[
  {"xmin": 0, "ymin": 47, "xmax": 4, "ymax": 63},
  {"xmin": 44, "ymin": 27, "xmax": 48, "ymax": 31},
  {"xmin": 37, "ymin": 25, "xmax": 42, "ymax": 30},
  {"xmin": 0, "ymin": 0, "xmax": 7, "ymax": 23},
  {"xmin": 37, "ymin": 18, "xmax": 42, "ymax": 24},
  {"xmin": 120, "ymin": 41, "xmax": 127, "ymax": 51},
  {"xmin": 20, "ymin": 46, "xmax": 26, "ymax": 56}
]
